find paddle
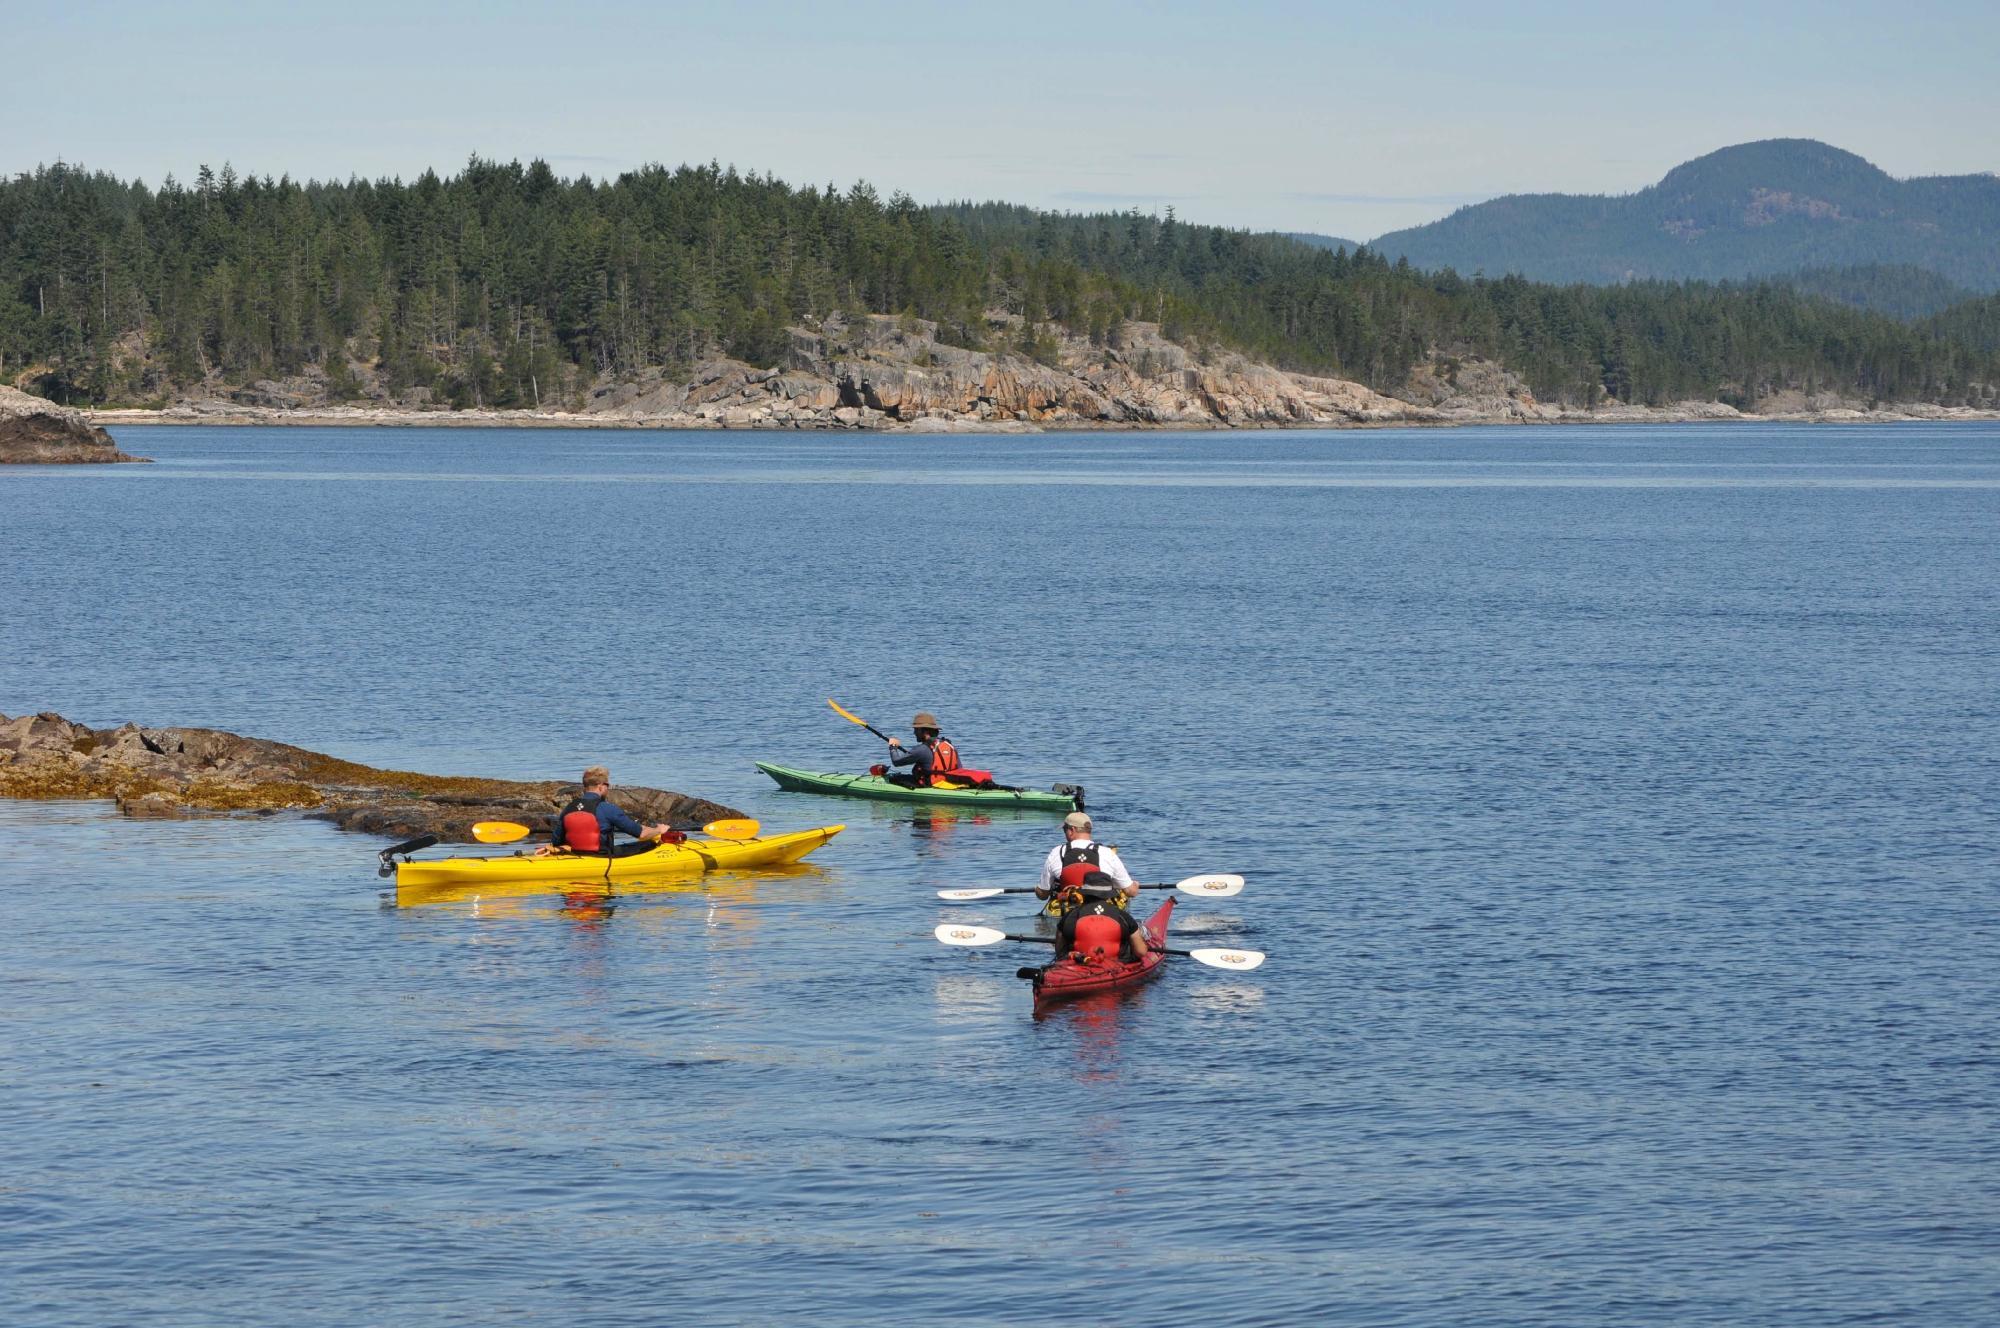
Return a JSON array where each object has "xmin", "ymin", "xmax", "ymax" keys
[
  {"xmin": 376, "ymin": 832, "xmax": 441, "ymax": 878},
  {"xmin": 470, "ymin": 817, "xmax": 762, "ymax": 844},
  {"xmin": 827, "ymin": 697, "xmax": 896, "ymax": 744},
  {"xmin": 937, "ymin": 873, "xmax": 1245, "ymax": 902},
  {"xmin": 932, "ymin": 923, "xmax": 1266, "ymax": 971}
]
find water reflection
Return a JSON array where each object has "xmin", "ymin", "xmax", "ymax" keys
[
  {"xmin": 1034, "ymin": 988, "xmax": 1142, "ymax": 1079},
  {"xmin": 393, "ymin": 863, "xmax": 826, "ymax": 913}
]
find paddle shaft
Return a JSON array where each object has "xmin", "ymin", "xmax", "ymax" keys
[
  {"xmin": 1000, "ymin": 933, "xmax": 1211, "ymax": 966},
  {"xmin": 1007, "ymin": 935, "xmax": 1210, "ymax": 962},
  {"xmin": 828, "ymin": 698, "xmax": 897, "ymax": 744},
  {"xmin": 977, "ymin": 882, "xmax": 1182, "ymax": 896}
]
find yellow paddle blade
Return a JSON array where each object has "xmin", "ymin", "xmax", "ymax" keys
[
  {"xmin": 827, "ymin": 698, "xmax": 870, "ymax": 727},
  {"xmin": 472, "ymin": 821, "xmax": 532, "ymax": 844},
  {"xmin": 701, "ymin": 817, "xmax": 762, "ymax": 841}
]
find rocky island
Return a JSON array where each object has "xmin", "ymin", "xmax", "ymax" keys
[
  {"xmin": 0, "ymin": 711, "xmax": 738, "ymax": 843},
  {"xmin": 0, "ymin": 385, "xmax": 149, "ymax": 462}
]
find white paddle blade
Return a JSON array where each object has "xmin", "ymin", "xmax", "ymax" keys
[
  {"xmin": 1176, "ymin": 873, "xmax": 1245, "ymax": 897},
  {"xmin": 935, "ymin": 923, "xmax": 1008, "ymax": 947},
  {"xmin": 937, "ymin": 888, "xmax": 1004, "ymax": 900},
  {"xmin": 1187, "ymin": 946, "xmax": 1266, "ymax": 971}
]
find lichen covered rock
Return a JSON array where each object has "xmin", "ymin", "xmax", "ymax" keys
[{"xmin": 0, "ymin": 711, "xmax": 738, "ymax": 842}]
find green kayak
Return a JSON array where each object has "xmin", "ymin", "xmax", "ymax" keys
[{"xmin": 755, "ymin": 761, "xmax": 1083, "ymax": 811}]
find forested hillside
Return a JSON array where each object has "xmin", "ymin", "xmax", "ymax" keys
[
  {"xmin": 1779, "ymin": 265, "xmax": 1975, "ymax": 321},
  {"xmin": 3, "ymin": 157, "xmax": 1997, "ymax": 413},
  {"xmin": 1924, "ymin": 294, "xmax": 2000, "ymax": 354}
]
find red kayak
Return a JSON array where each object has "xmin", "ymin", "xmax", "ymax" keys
[{"xmin": 1025, "ymin": 898, "xmax": 1175, "ymax": 1006}]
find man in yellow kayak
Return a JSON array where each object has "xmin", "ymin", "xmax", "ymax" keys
[
  {"xmin": 1035, "ymin": 811, "xmax": 1135, "ymax": 908},
  {"xmin": 539, "ymin": 766, "xmax": 680, "ymax": 857}
]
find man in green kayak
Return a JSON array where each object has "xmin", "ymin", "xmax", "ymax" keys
[
  {"xmin": 542, "ymin": 766, "xmax": 680, "ymax": 857},
  {"xmin": 881, "ymin": 711, "xmax": 966, "ymax": 787},
  {"xmin": 1036, "ymin": 811, "xmax": 1135, "ymax": 907}
]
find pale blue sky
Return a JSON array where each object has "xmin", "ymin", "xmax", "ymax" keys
[{"xmin": 5, "ymin": 0, "xmax": 1994, "ymax": 238}]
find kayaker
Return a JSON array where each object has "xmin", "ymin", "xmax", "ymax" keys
[
  {"xmin": 1036, "ymin": 811, "xmax": 1134, "ymax": 906},
  {"xmin": 542, "ymin": 766, "xmax": 679, "ymax": 857},
  {"xmin": 1054, "ymin": 880, "xmax": 1151, "ymax": 964},
  {"xmin": 882, "ymin": 711, "xmax": 964, "ymax": 787}
]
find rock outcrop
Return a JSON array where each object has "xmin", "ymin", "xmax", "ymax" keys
[
  {"xmin": 0, "ymin": 711, "xmax": 739, "ymax": 843},
  {"xmin": 580, "ymin": 316, "xmax": 1454, "ymax": 430},
  {"xmin": 78, "ymin": 312, "xmax": 2000, "ymax": 432},
  {"xmin": 0, "ymin": 385, "xmax": 149, "ymax": 462}
]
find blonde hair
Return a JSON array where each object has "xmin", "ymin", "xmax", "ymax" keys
[{"xmin": 582, "ymin": 765, "xmax": 610, "ymax": 786}]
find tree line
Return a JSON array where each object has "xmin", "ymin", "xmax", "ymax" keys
[{"xmin": 3, "ymin": 158, "xmax": 1996, "ymax": 410}]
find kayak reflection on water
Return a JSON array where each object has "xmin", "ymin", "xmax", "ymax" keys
[
  {"xmin": 1031, "ymin": 985, "xmax": 1147, "ymax": 1074},
  {"xmin": 907, "ymin": 808, "xmax": 993, "ymax": 847},
  {"xmin": 559, "ymin": 889, "xmax": 617, "ymax": 924}
]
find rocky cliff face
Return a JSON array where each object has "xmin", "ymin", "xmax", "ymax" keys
[
  {"xmin": 0, "ymin": 711, "xmax": 739, "ymax": 842},
  {"xmin": 0, "ymin": 385, "xmax": 148, "ymax": 461},
  {"xmin": 583, "ymin": 314, "xmax": 1516, "ymax": 429}
]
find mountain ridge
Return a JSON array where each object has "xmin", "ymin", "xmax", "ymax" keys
[{"xmin": 1369, "ymin": 139, "xmax": 2000, "ymax": 292}]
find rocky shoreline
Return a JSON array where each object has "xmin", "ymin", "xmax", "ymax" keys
[
  {"xmin": 0, "ymin": 711, "xmax": 739, "ymax": 844},
  {"xmin": 84, "ymin": 399, "xmax": 2000, "ymax": 432},
  {"xmin": 1, "ymin": 385, "xmax": 150, "ymax": 461},
  {"xmin": 78, "ymin": 315, "xmax": 2000, "ymax": 434}
]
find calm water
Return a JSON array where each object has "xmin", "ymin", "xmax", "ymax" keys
[{"xmin": 3, "ymin": 424, "xmax": 1997, "ymax": 1327}]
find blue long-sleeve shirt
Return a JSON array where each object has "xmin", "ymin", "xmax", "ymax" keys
[
  {"xmin": 550, "ymin": 795, "xmax": 646, "ymax": 848},
  {"xmin": 887, "ymin": 742, "xmax": 934, "ymax": 778}
]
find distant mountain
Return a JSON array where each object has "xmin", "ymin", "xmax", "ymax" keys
[
  {"xmin": 1780, "ymin": 264, "xmax": 1977, "ymax": 321},
  {"xmin": 1370, "ymin": 140, "xmax": 2000, "ymax": 292},
  {"xmin": 1279, "ymin": 231, "xmax": 1364, "ymax": 254}
]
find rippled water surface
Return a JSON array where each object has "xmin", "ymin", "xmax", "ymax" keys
[{"xmin": 3, "ymin": 424, "xmax": 1997, "ymax": 1326}]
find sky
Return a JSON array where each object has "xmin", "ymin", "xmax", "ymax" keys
[{"xmin": 5, "ymin": 0, "xmax": 1995, "ymax": 240}]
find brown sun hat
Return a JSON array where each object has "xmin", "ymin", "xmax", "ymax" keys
[{"xmin": 912, "ymin": 712, "xmax": 940, "ymax": 730}]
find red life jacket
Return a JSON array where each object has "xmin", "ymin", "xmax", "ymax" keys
[
  {"xmin": 925, "ymin": 737, "xmax": 962, "ymax": 783},
  {"xmin": 1072, "ymin": 910, "xmax": 1126, "ymax": 963},
  {"xmin": 558, "ymin": 793, "xmax": 604, "ymax": 852}
]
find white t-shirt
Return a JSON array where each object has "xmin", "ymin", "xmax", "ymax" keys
[{"xmin": 1039, "ymin": 838, "xmax": 1134, "ymax": 891}]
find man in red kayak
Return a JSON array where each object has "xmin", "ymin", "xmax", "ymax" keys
[
  {"xmin": 882, "ymin": 711, "xmax": 965, "ymax": 786},
  {"xmin": 1036, "ymin": 811, "xmax": 1134, "ymax": 908},
  {"xmin": 541, "ymin": 766, "xmax": 679, "ymax": 857},
  {"xmin": 1053, "ymin": 879, "xmax": 1151, "ymax": 964}
]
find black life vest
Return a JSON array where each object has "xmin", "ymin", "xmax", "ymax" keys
[
  {"xmin": 557, "ymin": 791, "xmax": 605, "ymax": 852},
  {"xmin": 1056, "ymin": 841, "xmax": 1104, "ymax": 892}
]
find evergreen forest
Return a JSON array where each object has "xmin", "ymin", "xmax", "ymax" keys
[{"xmin": 3, "ymin": 157, "xmax": 1997, "ymax": 412}]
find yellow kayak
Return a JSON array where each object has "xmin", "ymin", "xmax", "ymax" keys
[{"xmin": 392, "ymin": 824, "xmax": 844, "ymax": 898}]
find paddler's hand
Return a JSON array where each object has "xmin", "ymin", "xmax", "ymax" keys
[{"xmin": 886, "ymin": 735, "xmax": 903, "ymax": 749}]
